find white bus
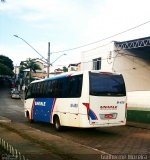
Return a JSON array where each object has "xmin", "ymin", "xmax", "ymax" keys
[{"xmin": 24, "ymin": 71, "xmax": 127, "ymax": 131}]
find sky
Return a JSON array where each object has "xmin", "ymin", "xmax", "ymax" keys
[{"xmin": 0, "ymin": 0, "xmax": 150, "ymax": 67}]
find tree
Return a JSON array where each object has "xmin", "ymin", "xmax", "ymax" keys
[
  {"xmin": 0, "ymin": 63, "xmax": 13, "ymax": 76},
  {"xmin": 0, "ymin": 55, "xmax": 14, "ymax": 70},
  {"xmin": 63, "ymin": 66, "xmax": 68, "ymax": 72},
  {"xmin": 20, "ymin": 58, "xmax": 41, "ymax": 81},
  {"xmin": 0, "ymin": 55, "xmax": 14, "ymax": 76}
]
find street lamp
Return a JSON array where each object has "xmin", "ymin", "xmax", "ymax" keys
[
  {"xmin": 13, "ymin": 35, "xmax": 50, "ymax": 77},
  {"xmin": 51, "ymin": 53, "xmax": 67, "ymax": 65},
  {"xmin": 13, "ymin": 35, "xmax": 67, "ymax": 78}
]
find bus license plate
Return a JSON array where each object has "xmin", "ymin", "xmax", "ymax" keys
[
  {"xmin": 105, "ymin": 114, "xmax": 113, "ymax": 119},
  {"xmin": 100, "ymin": 113, "xmax": 117, "ymax": 119}
]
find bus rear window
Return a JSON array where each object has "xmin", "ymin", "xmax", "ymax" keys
[{"xmin": 89, "ymin": 72, "xmax": 126, "ymax": 96}]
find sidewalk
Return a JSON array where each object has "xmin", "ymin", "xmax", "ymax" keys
[
  {"xmin": 0, "ymin": 119, "xmax": 107, "ymax": 160},
  {"xmin": 127, "ymin": 121, "xmax": 150, "ymax": 130}
]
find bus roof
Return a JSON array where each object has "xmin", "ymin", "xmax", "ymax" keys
[
  {"xmin": 30, "ymin": 71, "xmax": 83, "ymax": 84},
  {"xmin": 30, "ymin": 70, "xmax": 121, "ymax": 84}
]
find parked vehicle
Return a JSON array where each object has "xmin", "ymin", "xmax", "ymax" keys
[
  {"xmin": 11, "ymin": 90, "xmax": 20, "ymax": 99},
  {"xmin": 10, "ymin": 88, "xmax": 17, "ymax": 94}
]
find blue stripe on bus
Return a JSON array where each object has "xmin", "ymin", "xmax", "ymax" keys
[
  {"xmin": 45, "ymin": 74, "xmax": 69, "ymax": 81},
  {"xmin": 32, "ymin": 98, "xmax": 55, "ymax": 123},
  {"xmin": 88, "ymin": 109, "xmax": 98, "ymax": 120},
  {"xmin": 82, "ymin": 103, "xmax": 98, "ymax": 120}
]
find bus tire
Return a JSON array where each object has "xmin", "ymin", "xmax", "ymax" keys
[
  {"xmin": 26, "ymin": 111, "xmax": 34, "ymax": 123},
  {"xmin": 28, "ymin": 117, "xmax": 34, "ymax": 123},
  {"xmin": 54, "ymin": 116, "xmax": 61, "ymax": 131}
]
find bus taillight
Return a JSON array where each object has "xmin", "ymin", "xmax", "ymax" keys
[
  {"xmin": 82, "ymin": 103, "xmax": 89, "ymax": 110},
  {"xmin": 126, "ymin": 103, "xmax": 128, "ymax": 109},
  {"xmin": 82, "ymin": 103, "xmax": 90, "ymax": 120}
]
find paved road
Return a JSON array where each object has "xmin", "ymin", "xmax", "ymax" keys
[
  {"xmin": 0, "ymin": 82, "xmax": 150, "ymax": 159},
  {"xmin": 0, "ymin": 85, "xmax": 25, "ymax": 123}
]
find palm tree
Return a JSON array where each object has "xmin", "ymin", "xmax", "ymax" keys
[
  {"xmin": 20, "ymin": 58, "xmax": 41, "ymax": 82},
  {"xmin": 63, "ymin": 66, "xmax": 68, "ymax": 72}
]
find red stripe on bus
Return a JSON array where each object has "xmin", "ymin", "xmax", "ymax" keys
[
  {"xmin": 82, "ymin": 103, "xmax": 90, "ymax": 120},
  {"xmin": 31, "ymin": 99, "xmax": 35, "ymax": 120},
  {"xmin": 50, "ymin": 98, "xmax": 57, "ymax": 123}
]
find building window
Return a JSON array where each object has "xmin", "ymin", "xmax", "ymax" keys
[{"xmin": 93, "ymin": 57, "xmax": 101, "ymax": 70}]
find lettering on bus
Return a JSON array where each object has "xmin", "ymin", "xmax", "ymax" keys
[
  {"xmin": 117, "ymin": 101, "xmax": 125, "ymax": 104},
  {"xmin": 100, "ymin": 106, "xmax": 117, "ymax": 110},
  {"xmin": 35, "ymin": 101, "xmax": 46, "ymax": 106},
  {"xmin": 70, "ymin": 104, "xmax": 78, "ymax": 108}
]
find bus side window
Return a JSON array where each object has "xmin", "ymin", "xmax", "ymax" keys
[
  {"xmin": 43, "ymin": 81, "xmax": 48, "ymax": 97},
  {"xmin": 36, "ymin": 83, "xmax": 39, "ymax": 97},
  {"xmin": 32, "ymin": 83, "xmax": 37, "ymax": 97},
  {"xmin": 30, "ymin": 84, "xmax": 33, "ymax": 98},
  {"xmin": 39, "ymin": 82, "xmax": 44, "ymax": 97},
  {"xmin": 46, "ymin": 81, "xmax": 52, "ymax": 97},
  {"xmin": 63, "ymin": 78, "xmax": 69, "ymax": 98},
  {"xmin": 59, "ymin": 78, "xmax": 67, "ymax": 98},
  {"xmin": 52, "ymin": 80, "xmax": 59, "ymax": 97},
  {"xmin": 69, "ymin": 77, "xmax": 76, "ymax": 97},
  {"xmin": 25, "ymin": 85, "xmax": 31, "ymax": 99},
  {"xmin": 76, "ymin": 75, "xmax": 83, "ymax": 97},
  {"xmin": 67, "ymin": 77, "xmax": 72, "ymax": 97},
  {"xmin": 68, "ymin": 75, "xmax": 82, "ymax": 98},
  {"xmin": 56, "ymin": 79, "xmax": 61, "ymax": 98}
]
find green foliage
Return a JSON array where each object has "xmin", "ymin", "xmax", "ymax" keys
[
  {"xmin": 20, "ymin": 58, "xmax": 41, "ymax": 73},
  {"xmin": 0, "ymin": 63, "xmax": 13, "ymax": 75},
  {"xmin": 0, "ymin": 55, "xmax": 14, "ymax": 70},
  {"xmin": 63, "ymin": 66, "xmax": 68, "ymax": 72},
  {"xmin": 0, "ymin": 55, "xmax": 14, "ymax": 76},
  {"xmin": 19, "ymin": 58, "xmax": 41, "ymax": 82}
]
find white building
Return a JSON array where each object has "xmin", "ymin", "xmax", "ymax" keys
[
  {"xmin": 81, "ymin": 37, "xmax": 150, "ymax": 91},
  {"xmin": 81, "ymin": 42, "xmax": 114, "ymax": 72},
  {"xmin": 81, "ymin": 36, "xmax": 150, "ymax": 110},
  {"xmin": 68, "ymin": 63, "xmax": 81, "ymax": 71}
]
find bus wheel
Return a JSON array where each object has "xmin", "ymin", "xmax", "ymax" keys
[
  {"xmin": 28, "ymin": 117, "xmax": 34, "ymax": 123},
  {"xmin": 26, "ymin": 111, "xmax": 34, "ymax": 123},
  {"xmin": 54, "ymin": 116, "xmax": 61, "ymax": 131}
]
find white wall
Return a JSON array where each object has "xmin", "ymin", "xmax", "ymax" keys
[
  {"xmin": 127, "ymin": 91, "xmax": 150, "ymax": 110},
  {"xmin": 81, "ymin": 43, "xmax": 114, "ymax": 71},
  {"xmin": 81, "ymin": 42, "xmax": 150, "ymax": 108},
  {"xmin": 113, "ymin": 50, "xmax": 150, "ymax": 91}
]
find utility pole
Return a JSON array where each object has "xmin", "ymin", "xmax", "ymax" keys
[
  {"xmin": 47, "ymin": 42, "xmax": 50, "ymax": 78},
  {"xmin": 14, "ymin": 35, "xmax": 66, "ymax": 78}
]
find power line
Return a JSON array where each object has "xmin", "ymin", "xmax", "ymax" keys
[
  {"xmin": 82, "ymin": 42, "xmax": 111, "ymax": 53},
  {"xmin": 51, "ymin": 20, "xmax": 150, "ymax": 54},
  {"xmin": 81, "ymin": 49, "xmax": 149, "ymax": 64},
  {"xmin": 81, "ymin": 52, "xmax": 150, "ymax": 73}
]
